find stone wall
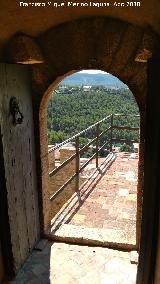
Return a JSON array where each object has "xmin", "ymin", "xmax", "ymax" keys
[
  {"xmin": 50, "ymin": 145, "xmax": 77, "ymax": 219},
  {"xmin": 1, "ymin": 0, "xmax": 160, "ymax": 63},
  {"xmin": 48, "ymin": 146, "xmax": 55, "ymax": 172}
]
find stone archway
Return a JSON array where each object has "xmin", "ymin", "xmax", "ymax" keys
[
  {"xmin": 28, "ymin": 17, "xmax": 159, "ymax": 244},
  {"xmin": 39, "ymin": 69, "xmax": 142, "ymax": 244}
]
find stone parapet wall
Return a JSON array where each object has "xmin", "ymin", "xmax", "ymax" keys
[
  {"xmin": 48, "ymin": 146, "xmax": 55, "ymax": 172},
  {"xmin": 50, "ymin": 145, "xmax": 77, "ymax": 219}
]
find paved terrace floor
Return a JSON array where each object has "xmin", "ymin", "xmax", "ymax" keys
[{"xmin": 51, "ymin": 152, "xmax": 138, "ymax": 249}]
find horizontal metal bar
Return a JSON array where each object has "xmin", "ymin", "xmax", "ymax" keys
[
  {"xmin": 99, "ymin": 126, "xmax": 112, "ymax": 137},
  {"xmin": 48, "ymin": 114, "xmax": 140, "ymax": 153},
  {"xmin": 49, "ymin": 126, "xmax": 112, "ymax": 177},
  {"xmin": 49, "ymin": 153, "xmax": 77, "ymax": 177},
  {"xmin": 50, "ymin": 173, "xmax": 77, "ymax": 201},
  {"xmin": 79, "ymin": 137, "xmax": 97, "ymax": 154},
  {"xmin": 79, "ymin": 152, "xmax": 97, "ymax": 173},
  {"xmin": 98, "ymin": 141, "xmax": 108, "ymax": 152},
  {"xmin": 112, "ymin": 138, "xmax": 139, "ymax": 144},
  {"xmin": 50, "ymin": 152, "xmax": 97, "ymax": 200},
  {"xmin": 114, "ymin": 113, "xmax": 140, "ymax": 117},
  {"xmin": 79, "ymin": 126, "xmax": 112, "ymax": 154},
  {"xmin": 112, "ymin": 126, "xmax": 139, "ymax": 131},
  {"xmin": 48, "ymin": 115, "xmax": 112, "ymax": 152}
]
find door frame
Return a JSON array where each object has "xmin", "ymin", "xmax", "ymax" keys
[{"xmin": 137, "ymin": 58, "xmax": 160, "ymax": 283}]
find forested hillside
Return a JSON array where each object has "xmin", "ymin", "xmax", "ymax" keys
[{"xmin": 47, "ymin": 86, "xmax": 140, "ymax": 147}]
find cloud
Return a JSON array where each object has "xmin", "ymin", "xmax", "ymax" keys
[{"xmin": 79, "ymin": 70, "xmax": 108, "ymax": 74}]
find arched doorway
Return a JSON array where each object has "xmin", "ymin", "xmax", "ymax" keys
[
  {"xmin": 46, "ymin": 69, "xmax": 140, "ymax": 249},
  {"xmin": 35, "ymin": 17, "xmax": 147, "ymax": 240}
]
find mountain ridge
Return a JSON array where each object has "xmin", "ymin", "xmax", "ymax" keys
[{"xmin": 60, "ymin": 72, "xmax": 127, "ymax": 88}]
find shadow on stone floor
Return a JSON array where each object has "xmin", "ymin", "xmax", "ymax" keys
[
  {"xmin": 10, "ymin": 240, "xmax": 138, "ymax": 284},
  {"xmin": 51, "ymin": 155, "xmax": 115, "ymax": 234}
]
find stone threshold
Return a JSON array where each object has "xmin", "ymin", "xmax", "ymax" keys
[{"xmin": 47, "ymin": 224, "xmax": 137, "ymax": 251}]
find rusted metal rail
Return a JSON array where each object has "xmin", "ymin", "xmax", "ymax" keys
[
  {"xmin": 49, "ymin": 113, "xmax": 140, "ymax": 201},
  {"xmin": 48, "ymin": 114, "xmax": 112, "ymax": 153}
]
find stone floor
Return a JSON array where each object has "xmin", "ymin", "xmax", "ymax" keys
[
  {"xmin": 51, "ymin": 152, "xmax": 138, "ymax": 247},
  {"xmin": 10, "ymin": 240, "xmax": 138, "ymax": 284}
]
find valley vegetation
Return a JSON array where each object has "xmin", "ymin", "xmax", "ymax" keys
[{"xmin": 47, "ymin": 86, "xmax": 139, "ymax": 152}]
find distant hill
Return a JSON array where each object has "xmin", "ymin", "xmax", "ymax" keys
[{"xmin": 60, "ymin": 72, "xmax": 127, "ymax": 88}]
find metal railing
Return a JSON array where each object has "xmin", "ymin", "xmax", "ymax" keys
[{"xmin": 49, "ymin": 113, "xmax": 140, "ymax": 201}]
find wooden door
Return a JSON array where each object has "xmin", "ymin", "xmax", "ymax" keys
[{"xmin": 0, "ymin": 64, "xmax": 40, "ymax": 275}]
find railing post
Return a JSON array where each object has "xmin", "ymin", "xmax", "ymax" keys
[
  {"xmin": 75, "ymin": 137, "xmax": 80, "ymax": 191},
  {"xmin": 110, "ymin": 114, "xmax": 113, "ymax": 152},
  {"xmin": 96, "ymin": 123, "xmax": 100, "ymax": 168}
]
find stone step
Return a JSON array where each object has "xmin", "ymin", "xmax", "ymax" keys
[{"xmin": 49, "ymin": 223, "xmax": 137, "ymax": 250}]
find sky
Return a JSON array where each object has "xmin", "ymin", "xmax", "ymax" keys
[{"xmin": 79, "ymin": 70, "xmax": 108, "ymax": 74}]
